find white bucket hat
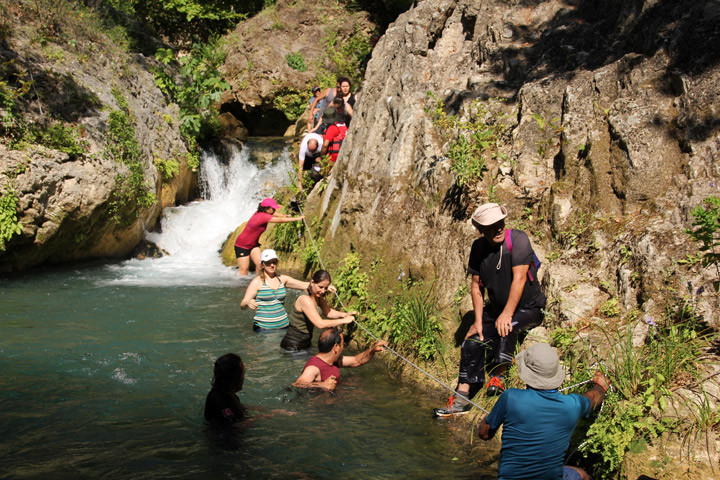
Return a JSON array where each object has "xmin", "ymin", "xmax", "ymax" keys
[
  {"xmin": 516, "ymin": 343, "xmax": 566, "ymax": 390},
  {"xmin": 471, "ymin": 203, "xmax": 508, "ymax": 228}
]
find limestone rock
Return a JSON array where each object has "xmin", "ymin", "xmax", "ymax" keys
[{"xmin": 306, "ymin": 0, "xmax": 720, "ymax": 330}]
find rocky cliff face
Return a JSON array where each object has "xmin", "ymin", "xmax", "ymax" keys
[
  {"xmin": 308, "ymin": 0, "xmax": 720, "ymax": 327},
  {"xmin": 0, "ymin": 2, "xmax": 195, "ymax": 272},
  {"xmin": 220, "ymin": 0, "xmax": 375, "ymax": 135}
]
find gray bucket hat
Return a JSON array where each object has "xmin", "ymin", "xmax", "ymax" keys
[{"xmin": 516, "ymin": 343, "xmax": 565, "ymax": 390}]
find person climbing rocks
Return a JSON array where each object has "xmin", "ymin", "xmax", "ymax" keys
[
  {"xmin": 293, "ymin": 327, "xmax": 387, "ymax": 391},
  {"xmin": 434, "ymin": 202, "xmax": 546, "ymax": 416},
  {"xmin": 307, "ymin": 76, "xmax": 354, "ymax": 132},
  {"xmin": 478, "ymin": 343, "xmax": 609, "ymax": 480},
  {"xmin": 234, "ymin": 198, "xmax": 304, "ymax": 276},
  {"xmin": 320, "ymin": 111, "xmax": 349, "ymax": 166},
  {"xmin": 297, "ymin": 132, "xmax": 323, "ymax": 190},
  {"xmin": 280, "ymin": 270, "xmax": 355, "ymax": 351}
]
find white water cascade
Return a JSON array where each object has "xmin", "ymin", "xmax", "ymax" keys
[{"xmin": 103, "ymin": 140, "xmax": 294, "ymax": 287}]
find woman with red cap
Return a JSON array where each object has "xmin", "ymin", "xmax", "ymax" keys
[{"xmin": 235, "ymin": 198, "xmax": 304, "ymax": 276}]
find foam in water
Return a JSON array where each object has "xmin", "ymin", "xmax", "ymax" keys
[{"xmin": 103, "ymin": 142, "xmax": 293, "ymax": 287}]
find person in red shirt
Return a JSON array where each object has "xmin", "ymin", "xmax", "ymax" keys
[
  {"xmin": 293, "ymin": 327, "xmax": 387, "ymax": 391},
  {"xmin": 234, "ymin": 198, "xmax": 304, "ymax": 276},
  {"xmin": 321, "ymin": 113, "xmax": 349, "ymax": 165}
]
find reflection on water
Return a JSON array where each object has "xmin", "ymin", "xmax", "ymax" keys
[{"xmin": 0, "ymin": 269, "xmax": 497, "ymax": 479}]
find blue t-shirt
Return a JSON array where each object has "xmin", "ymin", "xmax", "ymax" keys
[{"xmin": 486, "ymin": 388, "xmax": 591, "ymax": 480}]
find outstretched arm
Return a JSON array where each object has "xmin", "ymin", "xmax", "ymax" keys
[
  {"xmin": 297, "ymin": 296, "xmax": 354, "ymax": 329},
  {"xmin": 340, "ymin": 340, "xmax": 387, "ymax": 368},
  {"xmin": 269, "ymin": 215, "xmax": 305, "ymax": 224},
  {"xmin": 584, "ymin": 371, "xmax": 609, "ymax": 409},
  {"xmin": 279, "ymin": 274, "xmax": 310, "ymax": 291}
]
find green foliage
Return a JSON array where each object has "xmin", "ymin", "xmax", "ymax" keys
[
  {"xmin": 154, "ymin": 39, "xmax": 230, "ymax": 140},
  {"xmin": 531, "ymin": 112, "xmax": 563, "ymax": 158},
  {"xmin": 272, "ymin": 90, "xmax": 307, "ymax": 121},
  {"xmin": 128, "ymin": 0, "xmax": 262, "ymax": 41},
  {"xmin": 426, "ymin": 93, "xmax": 511, "ymax": 187},
  {"xmin": 285, "ymin": 52, "xmax": 307, "ymax": 72},
  {"xmin": 37, "ymin": 122, "xmax": 88, "ymax": 157},
  {"xmin": 598, "ymin": 297, "xmax": 621, "ymax": 318},
  {"xmin": 333, "ymin": 253, "xmax": 443, "ymax": 361},
  {"xmin": 0, "ymin": 186, "xmax": 22, "ymax": 251},
  {"xmin": 686, "ymin": 196, "xmax": 720, "ymax": 291},
  {"xmin": 323, "ymin": 26, "xmax": 371, "ymax": 86},
  {"xmin": 300, "ymin": 236, "xmax": 323, "ymax": 272},
  {"xmin": 272, "ymin": 219, "xmax": 304, "ymax": 253},
  {"xmin": 105, "ymin": 106, "xmax": 155, "ymax": 224},
  {"xmin": 154, "ymin": 157, "xmax": 179, "ymax": 182},
  {"xmin": 554, "ymin": 309, "xmax": 715, "ymax": 480}
]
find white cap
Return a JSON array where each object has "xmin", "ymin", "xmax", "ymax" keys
[{"xmin": 260, "ymin": 249, "xmax": 279, "ymax": 263}]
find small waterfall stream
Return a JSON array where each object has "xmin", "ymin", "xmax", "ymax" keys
[{"xmin": 103, "ymin": 139, "xmax": 293, "ymax": 286}]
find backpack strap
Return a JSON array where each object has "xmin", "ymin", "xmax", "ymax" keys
[{"xmin": 505, "ymin": 228, "xmax": 538, "ymax": 282}]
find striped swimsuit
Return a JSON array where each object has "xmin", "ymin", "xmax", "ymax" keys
[{"xmin": 253, "ymin": 280, "xmax": 289, "ymax": 330}]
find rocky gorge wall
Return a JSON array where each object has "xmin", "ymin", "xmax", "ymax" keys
[
  {"xmin": 306, "ymin": 0, "xmax": 720, "ymax": 330},
  {"xmin": 0, "ymin": 2, "xmax": 196, "ymax": 272}
]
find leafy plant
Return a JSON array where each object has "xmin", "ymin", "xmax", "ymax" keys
[
  {"xmin": 562, "ymin": 310, "xmax": 715, "ymax": 480},
  {"xmin": 105, "ymin": 105, "xmax": 155, "ymax": 225},
  {"xmin": 154, "ymin": 38, "xmax": 230, "ymax": 139},
  {"xmin": 272, "ymin": 219, "xmax": 304, "ymax": 253},
  {"xmin": 598, "ymin": 297, "xmax": 621, "ymax": 318},
  {"xmin": 154, "ymin": 157, "xmax": 179, "ymax": 182},
  {"xmin": 686, "ymin": 196, "xmax": 720, "ymax": 291},
  {"xmin": 37, "ymin": 122, "xmax": 87, "ymax": 158},
  {"xmin": 0, "ymin": 186, "xmax": 22, "ymax": 251},
  {"xmin": 426, "ymin": 93, "xmax": 512, "ymax": 187},
  {"xmin": 285, "ymin": 52, "xmax": 307, "ymax": 72}
]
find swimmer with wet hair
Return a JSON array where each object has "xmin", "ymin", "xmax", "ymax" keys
[
  {"xmin": 204, "ymin": 353, "xmax": 247, "ymax": 427},
  {"xmin": 293, "ymin": 327, "xmax": 387, "ymax": 392}
]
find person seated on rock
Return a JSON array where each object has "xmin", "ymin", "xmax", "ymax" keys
[
  {"xmin": 204, "ymin": 353, "xmax": 247, "ymax": 427},
  {"xmin": 293, "ymin": 327, "xmax": 387, "ymax": 392},
  {"xmin": 320, "ymin": 112, "xmax": 349, "ymax": 166},
  {"xmin": 434, "ymin": 203, "xmax": 546, "ymax": 416},
  {"xmin": 297, "ymin": 132, "xmax": 323, "ymax": 190},
  {"xmin": 478, "ymin": 343, "xmax": 609, "ymax": 480},
  {"xmin": 280, "ymin": 270, "xmax": 356, "ymax": 351}
]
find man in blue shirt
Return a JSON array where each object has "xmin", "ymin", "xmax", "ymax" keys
[{"xmin": 478, "ymin": 343, "xmax": 609, "ymax": 480}]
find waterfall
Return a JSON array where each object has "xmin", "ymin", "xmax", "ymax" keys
[{"xmin": 103, "ymin": 140, "xmax": 294, "ymax": 286}]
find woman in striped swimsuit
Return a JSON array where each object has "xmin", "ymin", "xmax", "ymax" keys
[{"xmin": 240, "ymin": 249, "xmax": 311, "ymax": 331}]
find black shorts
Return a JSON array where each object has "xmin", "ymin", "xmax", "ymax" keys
[{"xmin": 235, "ymin": 246, "xmax": 253, "ymax": 258}]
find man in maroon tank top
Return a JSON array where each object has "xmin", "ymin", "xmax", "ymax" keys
[{"xmin": 293, "ymin": 328, "xmax": 387, "ymax": 391}]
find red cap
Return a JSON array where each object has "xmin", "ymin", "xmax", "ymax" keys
[{"xmin": 260, "ymin": 198, "xmax": 280, "ymax": 209}]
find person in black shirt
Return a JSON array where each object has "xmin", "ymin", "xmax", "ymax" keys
[
  {"xmin": 434, "ymin": 203, "xmax": 546, "ymax": 417},
  {"xmin": 204, "ymin": 353, "xmax": 247, "ymax": 427}
]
